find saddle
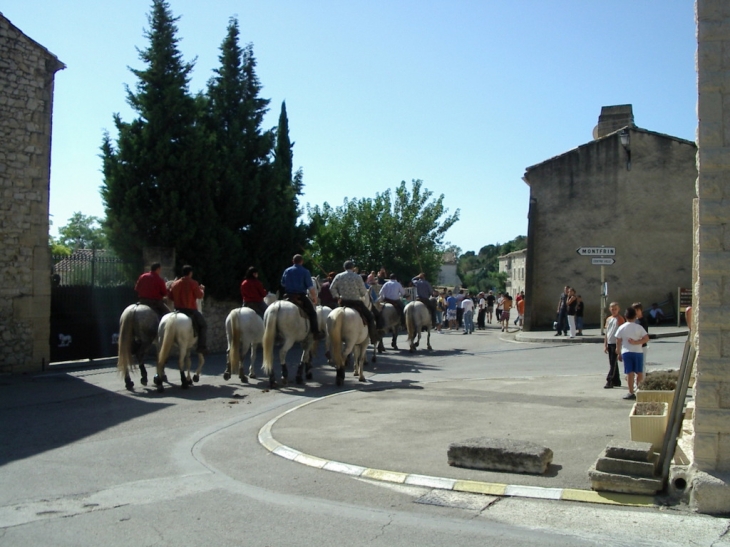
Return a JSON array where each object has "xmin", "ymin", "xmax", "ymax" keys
[
  {"xmin": 341, "ymin": 301, "xmax": 368, "ymax": 326},
  {"xmin": 284, "ymin": 294, "xmax": 310, "ymax": 321}
]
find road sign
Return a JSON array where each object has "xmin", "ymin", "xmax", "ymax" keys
[
  {"xmin": 592, "ymin": 258, "xmax": 615, "ymax": 265},
  {"xmin": 576, "ymin": 247, "xmax": 616, "ymax": 256}
]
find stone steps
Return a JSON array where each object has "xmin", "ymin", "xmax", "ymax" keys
[{"xmin": 588, "ymin": 440, "xmax": 663, "ymax": 495}]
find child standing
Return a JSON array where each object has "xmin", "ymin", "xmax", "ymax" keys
[{"xmin": 616, "ymin": 307, "xmax": 650, "ymax": 400}]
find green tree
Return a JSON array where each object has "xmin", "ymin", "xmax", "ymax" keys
[
  {"xmin": 307, "ymin": 180, "xmax": 459, "ymax": 282},
  {"xmin": 457, "ymin": 235, "xmax": 527, "ymax": 293},
  {"xmin": 252, "ymin": 101, "xmax": 307, "ymax": 287},
  {"xmin": 100, "ymin": 0, "xmax": 217, "ymax": 283},
  {"xmin": 57, "ymin": 212, "xmax": 107, "ymax": 250},
  {"xmin": 203, "ymin": 18, "xmax": 274, "ymax": 294}
]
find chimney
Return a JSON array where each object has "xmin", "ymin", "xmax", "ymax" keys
[{"xmin": 593, "ymin": 104, "xmax": 634, "ymax": 139}]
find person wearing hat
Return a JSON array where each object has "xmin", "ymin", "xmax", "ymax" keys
[
  {"xmin": 318, "ymin": 271, "xmax": 338, "ymax": 309},
  {"xmin": 378, "ymin": 273, "xmax": 406, "ymax": 325},
  {"xmin": 329, "ymin": 261, "xmax": 379, "ymax": 344}
]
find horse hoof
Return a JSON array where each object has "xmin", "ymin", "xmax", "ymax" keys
[
  {"xmin": 193, "ymin": 374, "xmax": 199, "ymax": 383},
  {"xmin": 282, "ymin": 378, "xmax": 288, "ymax": 387},
  {"xmin": 241, "ymin": 375, "xmax": 248, "ymax": 384},
  {"xmin": 141, "ymin": 378, "xmax": 148, "ymax": 386},
  {"xmin": 427, "ymin": 346, "xmax": 433, "ymax": 351},
  {"xmin": 249, "ymin": 373, "xmax": 257, "ymax": 379},
  {"xmin": 295, "ymin": 376, "xmax": 303, "ymax": 385},
  {"xmin": 156, "ymin": 385, "xmax": 164, "ymax": 393},
  {"xmin": 125, "ymin": 380, "xmax": 134, "ymax": 390},
  {"xmin": 409, "ymin": 347, "xmax": 415, "ymax": 354},
  {"xmin": 306, "ymin": 372, "xmax": 313, "ymax": 380},
  {"xmin": 359, "ymin": 377, "xmax": 366, "ymax": 383},
  {"xmin": 223, "ymin": 372, "xmax": 231, "ymax": 381},
  {"xmin": 153, "ymin": 375, "xmax": 162, "ymax": 386},
  {"xmin": 181, "ymin": 382, "xmax": 190, "ymax": 389},
  {"xmin": 163, "ymin": 375, "xmax": 168, "ymax": 382},
  {"xmin": 336, "ymin": 376, "xmax": 344, "ymax": 386}
]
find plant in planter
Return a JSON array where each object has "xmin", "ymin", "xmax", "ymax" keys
[
  {"xmin": 637, "ymin": 370, "xmax": 678, "ymax": 413},
  {"xmin": 630, "ymin": 401, "xmax": 668, "ymax": 452}
]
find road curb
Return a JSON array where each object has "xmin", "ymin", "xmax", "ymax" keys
[{"xmin": 258, "ymin": 391, "xmax": 658, "ymax": 508}]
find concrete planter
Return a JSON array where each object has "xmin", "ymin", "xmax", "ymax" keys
[
  {"xmin": 629, "ymin": 402, "xmax": 668, "ymax": 452},
  {"xmin": 636, "ymin": 390, "xmax": 675, "ymax": 414}
]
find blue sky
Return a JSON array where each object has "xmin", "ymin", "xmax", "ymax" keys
[{"xmin": 4, "ymin": 1, "xmax": 697, "ymax": 254}]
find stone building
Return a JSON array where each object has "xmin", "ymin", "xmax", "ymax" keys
[
  {"xmin": 689, "ymin": 0, "xmax": 730, "ymax": 514},
  {"xmin": 521, "ymin": 105, "xmax": 697, "ymax": 330},
  {"xmin": 498, "ymin": 249, "xmax": 526, "ymax": 297},
  {"xmin": 0, "ymin": 13, "xmax": 64, "ymax": 372}
]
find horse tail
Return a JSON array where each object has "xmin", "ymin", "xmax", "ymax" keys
[
  {"xmin": 262, "ymin": 303, "xmax": 279, "ymax": 377},
  {"xmin": 330, "ymin": 308, "xmax": 345, "ymax": 369},
  {"xmin": 117, "ymin": 306, "xmax": 135, "ymax": 377},
  {"xmin": 157, "ymin": 314, "xmax": 177, "ymax": 367},
  {"xmin": 227, "ymin": 310, "xmax": 241, "ymax": 376},
  {"xmin": 405, "ymin": 304, "xmax": 415, "ymax": 341}
]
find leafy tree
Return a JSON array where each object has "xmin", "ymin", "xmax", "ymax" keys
[
  {"xmin": 57, "ymin": 212, "xmax": 107, "ymax": 250},
  {"xmin": 307, "ymin": 180, "xmax": 459, "ymax": 282},
  {"xmin": 457, "ymin": 235, "xmax": 526, "ymax": 293},
  {"xmin": 101, "ymin": 0, "xmax": 217, "ymax": 283},
  {"xmin": 203, "ymin": 18, "xmax": 274, "ymax": 294},
  {"xmin": 252, "ymin": 101, "xmax": 307, "ymax": 287}
]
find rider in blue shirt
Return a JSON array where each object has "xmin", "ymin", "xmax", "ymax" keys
[
  {"xmin": 281, "ymin": 254, "xmax": 324, "ymax": 340},
  {"xmin": 412, "ymin": 273, "xmax": 437, "ymax": 328}
]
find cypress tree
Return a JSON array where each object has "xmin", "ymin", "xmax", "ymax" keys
[
  {"xmin": 100, "ymin": 0, "xmax": 217, "ymax": 282},
  {"xmin": 204, "ymin": 19, "xmax": 274, "ymax": 294},
  {"xmin": 253, "ymin": 101, "xmax": 307, "ymax": 285}
]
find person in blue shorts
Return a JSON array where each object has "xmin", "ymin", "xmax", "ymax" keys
[{"xmin": 616, "ymin": 307, "xmax": 650, "ymax": 400}]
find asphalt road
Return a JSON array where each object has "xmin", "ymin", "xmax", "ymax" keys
[{"xmin": 1, "ymin": 326, "xmax": 728, "ymax": 547}]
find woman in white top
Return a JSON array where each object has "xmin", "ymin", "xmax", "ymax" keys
[{"xmin": 616, "ymin": 307, "xmax": 650, "ymax": 400}]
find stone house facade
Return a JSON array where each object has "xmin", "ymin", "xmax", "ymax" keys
[
  {"xmin": 0, "ymin": 13, "xmax": 64, "ymax": 372},
  {"xmin": 521, "ymin": 105, "xmax": 697, "ymax": 331},
  {"xmin": 498, "ymin": 249, "xmax": 526, "ymax": 297}
]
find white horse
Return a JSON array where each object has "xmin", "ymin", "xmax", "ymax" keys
[
  {"xmin": 262, "ymin": 300, "xmax": 314, "ymax": 388},
  {"xmin": 223, "ymin": 307, "xmax": 264, "ymax": 384},
  {"xmin": 404, "ymin": 300, "xmax": 433, "ymax": 353},
  {"xmin": 154, "ymin": 312, "xmax": 205, "ymax": 393},
  {"xmin": 375, "ymin": 302, "xmax": 402, "ymax": 354},
  {"xmin": 327, "ymin": 306, "xmax": 370, "ymax": 384},
  {"xmin": 117, "ymin": 304, "xmax": 160, "ymax": 390}
]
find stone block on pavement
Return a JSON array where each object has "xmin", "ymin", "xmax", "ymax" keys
[
  {"xmin": 604, "ymin": 439, "xmax": 654, "ymax": 462},
  {"xmin": 447, "ymin": 437, "xmax": 553, "ymax": 475},
  {"xmin": 595, "ymin": 450, "xmax": 657, "ymax": 478},
  {"xmin": 588, "ymin": 465, "xmax": 663, "ymax": 495}
]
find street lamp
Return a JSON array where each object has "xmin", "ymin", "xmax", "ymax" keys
[{"xmin": 619, "ymin": 129, "xmax": 631, "ymax": 171}]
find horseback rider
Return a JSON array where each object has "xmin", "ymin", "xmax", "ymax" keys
[
  {"xmin": 318, "ymin": 271, "xmax": 339, "ymax": 309},
  {"xmin": 169, "ymin": 265, "xmax": 208, "ymax": 354},
  {"xmin": 378, "ymin": 273, "xmax": 406, "ymax": 326},
  {"xmin": 240, "ymin": 266, "xmax": 267, "ymax": 318},
  {"xmin": 134, "ymin": 262, "xmax": 170, "ymax": 319},
  {"xmin": 281, "ymin": 254, "xmax": 325, "ymax": 340},
  {"xmin": 329, "ymin": 261, "xmax": 379, "ymax": 344},
  {"xmin": 412, "ymin": 272, "xmax": 438, "ymax": 328}
]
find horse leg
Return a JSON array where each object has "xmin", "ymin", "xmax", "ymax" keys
[
  {"xmin": 248, "ymin": 344, "xmax": 257, "ymax": 379},
  {"xmin": 377, "ymin": 339, "xmax": 385, "ymax": 354},
  {"xmin": 426, "ymin": 329, "xmax": 432, "ymax": 351},
  {"xmin": 154, "ymin": 361, "xmax": 165, "ymax": 393},
  {"xmin": 392, "ymin": 331, "xmax": 398, "ymax": 350},
  {"xmin": 224, "ymin": 352, "xmax": 232, "ymax": 381},
  {"xmin": 305, "ymin": 360, "xmax": 313, "ymax": 381},
  {"xmin": 295, "ymin": 362, "xmax": 305, "ymax": 385},
  {"xmin": 336, "ymin": 365, "xmax": 346, "ymax": 386},
  {"xmin": 192, "ymin": 351, "xmax": 204, "ymax": 383},
  {"xmin": 179, "ymin": 352, "xmax": 190, "ymax": 389},
  {"xmin": 140, "ymin": 363, "xmax": 148, "ymax": 386}
]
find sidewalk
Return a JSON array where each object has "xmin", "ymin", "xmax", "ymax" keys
[{"xmin": 515, "ymin": 325, "xmax": 688, "ymax": 344}]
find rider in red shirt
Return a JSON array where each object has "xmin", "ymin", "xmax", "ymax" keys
[
  {"xmin": 240, "ymin": 266, "xmax": 268, "ymax": 318},
  {"xmin": 169, "ymin": 265, "xmax": 208, "ymax": 354},
  {"xmin": 134, "ymin": 263, "xmax": 170, "ymax": 319}
]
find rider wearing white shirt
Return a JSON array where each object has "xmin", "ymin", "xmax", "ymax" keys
[
  {"xmin": 330, "ymin": 261, "xmax": 379, "ymax": 344},
  {"xmin": 378, "ymin": 273, "xmax": 406, "ymax": 322}
]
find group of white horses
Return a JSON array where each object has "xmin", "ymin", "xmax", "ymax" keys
[{"xmin": 116, "ymin": 279, "xmax": 433, "ymax": 393}]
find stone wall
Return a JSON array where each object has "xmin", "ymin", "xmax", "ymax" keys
[
  {"xmin": 0, "ymin": 14, "xmax": 64, "ymax": 372},
  {"xmin": 690, "ymin": 0, "xmax": 730, "ymax": 512},
  {"xmin": 522, "ymin": 127, "xmax": 697, "ymax": 330}
]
